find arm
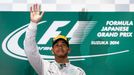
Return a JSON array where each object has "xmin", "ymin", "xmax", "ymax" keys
[{"xmin": 24, "ymin": 4, "xmax": 46, "ymax": 75}]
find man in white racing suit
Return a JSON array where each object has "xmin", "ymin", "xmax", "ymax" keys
[{"xmin": 24, "ymin": 4, "xmax": 86, "ymax": 75}]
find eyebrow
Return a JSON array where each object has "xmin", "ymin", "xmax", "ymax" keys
[{"xmin": 56, "ymin": 41, "xmax": 66, "ymax": 44}]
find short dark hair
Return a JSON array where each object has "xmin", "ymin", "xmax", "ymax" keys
[{"xmin": 52, "ymin": 38, "xmax": 69, "ymax": 48}]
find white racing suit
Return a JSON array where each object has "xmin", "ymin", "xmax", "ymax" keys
[{"xmin": 24, "ymin": 22, "xmax": 86, "ymax": 75}]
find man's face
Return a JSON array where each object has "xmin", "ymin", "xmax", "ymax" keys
[{"xmin": 52, "ymin": 40, "xmax": 70, "ymax": 58}]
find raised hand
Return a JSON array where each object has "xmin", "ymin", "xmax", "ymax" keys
[{"xmin": 30, "ymin": 4, "xmax": 44, "ymax": 23}]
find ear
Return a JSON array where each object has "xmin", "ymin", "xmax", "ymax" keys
[{"xmin": 68, "ymin": 48, "xmax": 71, "ymax": 53}]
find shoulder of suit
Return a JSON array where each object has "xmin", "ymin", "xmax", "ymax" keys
[{"xmin": 69, "ymin": 64, "xmax": 85, "ymax": 73}]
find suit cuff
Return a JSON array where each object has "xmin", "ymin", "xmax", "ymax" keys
[{"xmin": 28, "ymin": 21, "xmax": 37, "ymax": 30}]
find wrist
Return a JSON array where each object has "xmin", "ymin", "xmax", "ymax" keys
[{"xmin": 28, "ymin": 21, "xmax": 38, "ymax": 30}]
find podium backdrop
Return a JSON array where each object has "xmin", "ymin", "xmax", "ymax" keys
[{"xmin": 0, "ymin": 12, "xmax": 134, "ymax": 75}]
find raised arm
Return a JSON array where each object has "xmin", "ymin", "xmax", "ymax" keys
[{"xmin": 24, "ymin": 4, "xmax": 46, "ymax": 75}]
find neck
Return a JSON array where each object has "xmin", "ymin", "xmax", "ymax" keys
[{"xmin": 55, "ymin": 56, "xmax": 69, "ymax": 64}]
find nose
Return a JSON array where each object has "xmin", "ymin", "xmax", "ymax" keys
[
  {"xmin": 58, "ymin": 44, "xmax": 62, "ymax": 47},
  {"xmin": 58, "ymin": 43, "xmax": 63, "ymax": 48}
]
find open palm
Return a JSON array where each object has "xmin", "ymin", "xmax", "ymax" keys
[{"xmin": 30, "ymin": 4, "xmax": 44, "ymax": 23}]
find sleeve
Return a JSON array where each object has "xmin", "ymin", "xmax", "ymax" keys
[{"xmin": 24, "ymin": 21, "xmax": 49, "ymax": 75}]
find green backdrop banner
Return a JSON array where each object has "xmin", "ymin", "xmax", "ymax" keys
[{"xmin": 0, "ymin": 12, "xmax": 134, "ymax": 75}]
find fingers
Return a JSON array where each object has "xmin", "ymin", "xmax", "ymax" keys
[
  {"xmin": 35, "ymin": 4, "xmax": 40, "ymax": 12},
  {"xmin": 37, "ymin": 4, "xmax": 41, "ymax": 12},
  {"xmin": 30, "ymin": 4, "xmax": 39, "ymax": 12},
  {"xmin": 34, "ymin": 4, "xmax": 44, "ymax": 17},
  {"xmin": 30, "ymin": 4, "xmax": 44, "ymax": 20},
  {"xmin": 30, "ymin": 6, "xmax": 33, "ymax": 13},
  {"xmin": 34, "ymin": 4, "xmax": 37, "ymax": 12},
  {"xmin": 41, "ymin": 11, "xmax": 45, "ymax": 17}
]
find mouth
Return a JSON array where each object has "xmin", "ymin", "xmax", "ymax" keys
[{"xmin": 56, "ymin": 49, "xmax": 65, "ymax": 54}]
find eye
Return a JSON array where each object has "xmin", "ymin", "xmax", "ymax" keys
[{"xmin": 62, "ymin": 42, "xmax": 67, "ymax": 47}]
